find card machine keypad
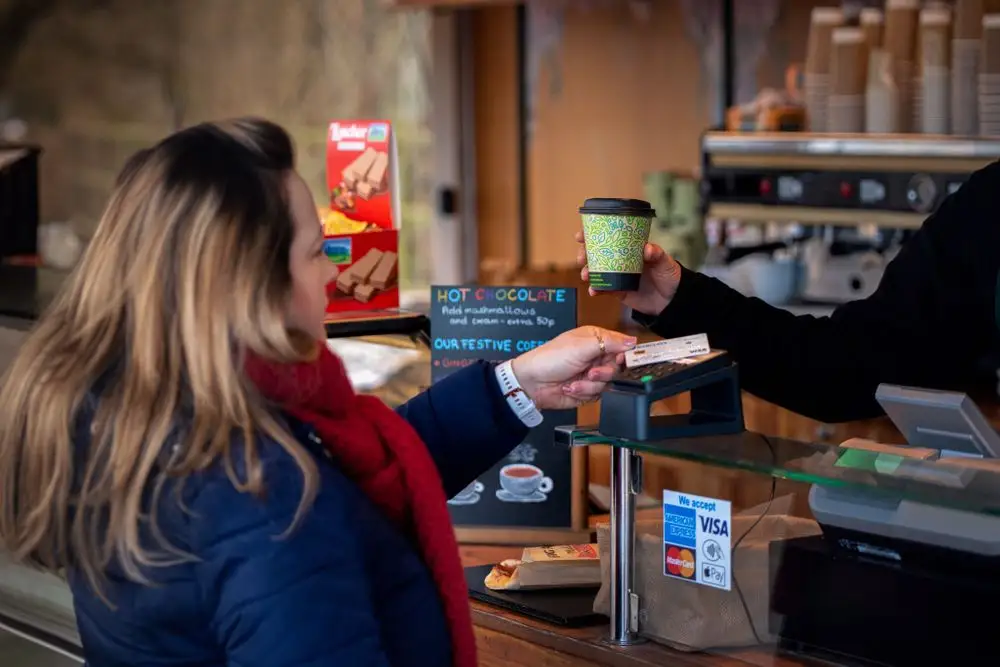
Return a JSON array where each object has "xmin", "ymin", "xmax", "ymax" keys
[{"xmin": 612, "ymin": 351, "xmax": 730, "ymax": 393}]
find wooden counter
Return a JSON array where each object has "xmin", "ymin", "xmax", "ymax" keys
[
  {"xmin": 471, "ymin": 602, "xmax": 817, "ymax": 667},
  {"xmin": 462, "ymin": 544, "xmax": 819, "ymax": 667}
]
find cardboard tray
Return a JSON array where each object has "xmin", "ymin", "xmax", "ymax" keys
[{"xmin": 465, "ymin": 564, "xmax": 606, "ymax": 628}]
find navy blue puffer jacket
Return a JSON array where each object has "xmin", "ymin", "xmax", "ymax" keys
[{"xmin": 69, "ymin": 361, "xmax": 526, "ymax": 666}]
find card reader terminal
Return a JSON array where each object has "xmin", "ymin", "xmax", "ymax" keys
[
  {"xmin": 611, "ymin": 350, "xmax": 729, "ymax": 393},
  {"xmin": 600, "ymin": 350, "xmax": 744, "ymax": 441}
]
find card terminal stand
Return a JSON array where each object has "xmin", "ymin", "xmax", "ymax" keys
[
  {"xmin": 553, "ymin": 350, "xmax": 745, "ymax": 647},
  {"xmin": 598, "ymin": 351, "xmax": 745, "ymax": 441}
]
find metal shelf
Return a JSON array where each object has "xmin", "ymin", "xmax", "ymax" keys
[{"xmin": 702, "ymin": 131, "xmax": 1000, "ymax": 160}]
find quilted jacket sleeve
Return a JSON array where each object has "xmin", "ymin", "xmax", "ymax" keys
[
  {"xmin": 396, "ymin": 360, "xmax": 529, "ymax": 498},
  {"xmin": 190, "ymin": 443, "xmax": 391, "ymax": 667}
]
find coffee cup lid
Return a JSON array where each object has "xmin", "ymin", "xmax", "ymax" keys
[{"xmin": 579, "ymin": 198, "xmax": 656, "ymax": 216}]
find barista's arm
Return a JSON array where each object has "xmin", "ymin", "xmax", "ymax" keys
[{"xmin": 635, "ymin": 165, "xmax": 1000, "ymax": 423}]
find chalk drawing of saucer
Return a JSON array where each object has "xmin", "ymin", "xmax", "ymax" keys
[
  {"xmin": 496, "ymin": 489, "xmax": 547, "ymax": 503},
  {"xmin": 447, "ymin": 493, "xmax": 481, "ymax": 506}
]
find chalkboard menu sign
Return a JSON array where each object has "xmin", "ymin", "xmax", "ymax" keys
[{"xmin": 430, "ymin": 285, "xmax": 589, "ymax": 544}]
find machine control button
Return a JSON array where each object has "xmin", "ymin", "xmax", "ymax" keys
[
  {"xmin": 906, "ymin": 174, "xmax": 938, "ymax": 213},
  {"xmin": 777, "ymin": 176, "xmax": 803, "ymax": 201},
  {"xmin": 859, "ymin": 179, "xmax": 886, "ymax": 204}
]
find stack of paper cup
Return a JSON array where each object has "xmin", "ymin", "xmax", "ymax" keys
[
  {"xmin": 862, "ymin": 8, "xmax": 884, "ymax": 52},
  {"xmin": 867, "ymin": 49, "xmax": 900, "ymax": 133},
  {"xmin": 981, "ymin": 15, "xmax": 1000, "ymax": 135},
  {"xmin": 919, "ymin": 6, "xmax": 953, "ymax": 134},
  {"xmin": 829, "ymin": 27, "xmax": 867, "ymax": 132},
  {"xmin": 805, "ymin": 7, "xmax": 844, "ymax": 132},
  {"xmin": 885, "ymin": 0, "xmax": 920, "ymax": 132},
  {"xmin": 952, "ymin": 0, "xmax": 983, "ymax": 135}
]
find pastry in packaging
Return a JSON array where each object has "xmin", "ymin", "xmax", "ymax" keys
[{"xmin": 484, "ymin": 544, "xmax": 601, "ymax": 591}]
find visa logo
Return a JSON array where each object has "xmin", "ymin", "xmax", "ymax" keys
[{"xmin": 700, "ymin": 516, "xmax": 729, "ymax": 536}]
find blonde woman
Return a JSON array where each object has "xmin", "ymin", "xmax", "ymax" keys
[{"xmin": 0, "ymin": 119, "xmax": 635, "ymax": 667}]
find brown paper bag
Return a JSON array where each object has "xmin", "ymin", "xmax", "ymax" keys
[{"xmin": 593, "ymin": 497, "xmax": 820, "ymax": 652}]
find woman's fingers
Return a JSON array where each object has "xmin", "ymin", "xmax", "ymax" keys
[
  {"xmin": 561, "ymin": 379, "xmax": 607, "ymax": 400},
  {"xmin": 592, "ymin": 328, "xmax": 637, "ymax": 355},
  {"xmin": 574, "ymin": 230, "xmax": 585, "ymax": 243},
  {"xmin": 585, "ymin": 365, "xmax": 615, "ymax": 382}
]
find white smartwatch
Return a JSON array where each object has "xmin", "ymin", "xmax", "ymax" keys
[{"xmin": 495, "ymin": 360, "xmax": 544, "ymax": 428}]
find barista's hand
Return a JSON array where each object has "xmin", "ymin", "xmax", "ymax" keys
[
  {"xmin": 512, "ymin": 326, "xmax": 636, "ymax": 410},
  {"xmin": 574, "ymin": 231, "xmax": 682, "ymax": 317}
]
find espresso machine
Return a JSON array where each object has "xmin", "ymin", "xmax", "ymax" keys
[{"xmin": 700, "ymin": 131, "xmax": 1000, "ymax": 304}]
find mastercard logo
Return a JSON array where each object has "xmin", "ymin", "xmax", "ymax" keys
[{"xmin": 665, "ymin": 545, "xmax": 696, "ymax": 578}]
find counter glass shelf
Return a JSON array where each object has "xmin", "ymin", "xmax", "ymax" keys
[{"xmin": 561, "ymin": 428, "xmax": 1000, "ymax": 516}]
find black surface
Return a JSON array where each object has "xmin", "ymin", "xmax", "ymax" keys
[
  {"xmin": 0, "ymin": 265, "xmax": 62, "ymax": 321},
  {"xmin": 465, "ymin": 564, "xmax": 606, "ymax": 628},
  {"xmin": 0, "ymin": 145, "xmax": 41, "ymax": 259},
  {"xmin": 578, "ymin": 197, "xmax": 655, "ymax": 216},
  {"xmin": 323, "ymin": 310, "xmax": 429, "ymax": 341},
  {"xmin": 431, "ymin": 285, "xmax": 577, "ymax": 529},
  {"xmin": 771, "ymin": 534, "xmax": 1000, "ymax": 666},
  {"xmin": 588, "ymin": 271, "xmax": 640, "ymax": 292}
]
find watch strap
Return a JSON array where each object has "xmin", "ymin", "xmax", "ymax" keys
[{"xmin": 495, "ymin": 360, "xmax": 544, "ymax": 428}]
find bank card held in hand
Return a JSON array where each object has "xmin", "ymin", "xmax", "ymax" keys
[{"xmin": 624, "ymin": 333, "xmax": 711, "ymax": 369}]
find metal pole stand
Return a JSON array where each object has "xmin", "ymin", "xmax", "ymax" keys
[{"xmin": 607, "ymin": 446, "xmax": 645, "ymax": 646}]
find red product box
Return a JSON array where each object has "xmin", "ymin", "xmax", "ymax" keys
[{"xmin": 322, "ymin": 120, "xmax": 401, "ymax": 314}]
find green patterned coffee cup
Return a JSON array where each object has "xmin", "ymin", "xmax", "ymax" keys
[{"xmin": 579, "ymin": 198, "xmax": 656, "ymax": 291}]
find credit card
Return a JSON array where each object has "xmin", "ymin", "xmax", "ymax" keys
[{"xmin": 624, "ymin": 333, "xmax": 711, "ymax": 368}]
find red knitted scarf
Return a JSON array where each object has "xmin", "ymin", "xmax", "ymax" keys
[{"xmin": 244, "ymin": 345, "xmax": 476, "ymax": 667}]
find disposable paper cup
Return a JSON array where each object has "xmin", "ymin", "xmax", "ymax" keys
[{"xmin": 580, "ymin": 198, "xmax": 655, "ymax": 292}]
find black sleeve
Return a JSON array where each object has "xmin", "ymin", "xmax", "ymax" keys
[{"xmin": 634, "ymin": 164, "xmax": 1000, "ymax": 424}]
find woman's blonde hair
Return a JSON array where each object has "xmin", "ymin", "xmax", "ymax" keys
[{"xmin": 0, "ymin": 118, "xmax": 318, "ymax": 596}]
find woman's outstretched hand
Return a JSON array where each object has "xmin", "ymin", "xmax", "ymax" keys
[{"xmin": 511, "ymin": 326, "xmax": 636, "ymax": 410}]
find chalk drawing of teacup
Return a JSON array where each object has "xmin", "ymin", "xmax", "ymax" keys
[
  {"xmin": 497, "ymin": 464, "xmax": 552, "ymax": 502},
  {"xmin": 448, "ymin": 480, "xmax": 484, "ymax": 505}
]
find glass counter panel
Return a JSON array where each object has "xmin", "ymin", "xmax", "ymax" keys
[
  {"xmin": 0, "ymin": 627, "xmax": 80, "ymax": 667},
  {"xmin": 0, "ymin": 555, "xmax": 78, "ymax": 654},
  {"xmin": 326, "ymin": 333, "xmax": 429, "ymax": 409},
  {"xmin": 566, "ymin": 429, "xmax": 1000, "ymax": 515}
]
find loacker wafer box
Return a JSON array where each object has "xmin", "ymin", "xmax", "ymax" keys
[{"xmin": 322, "ymin": 120, "xmax": 401, "ymax": 314}]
